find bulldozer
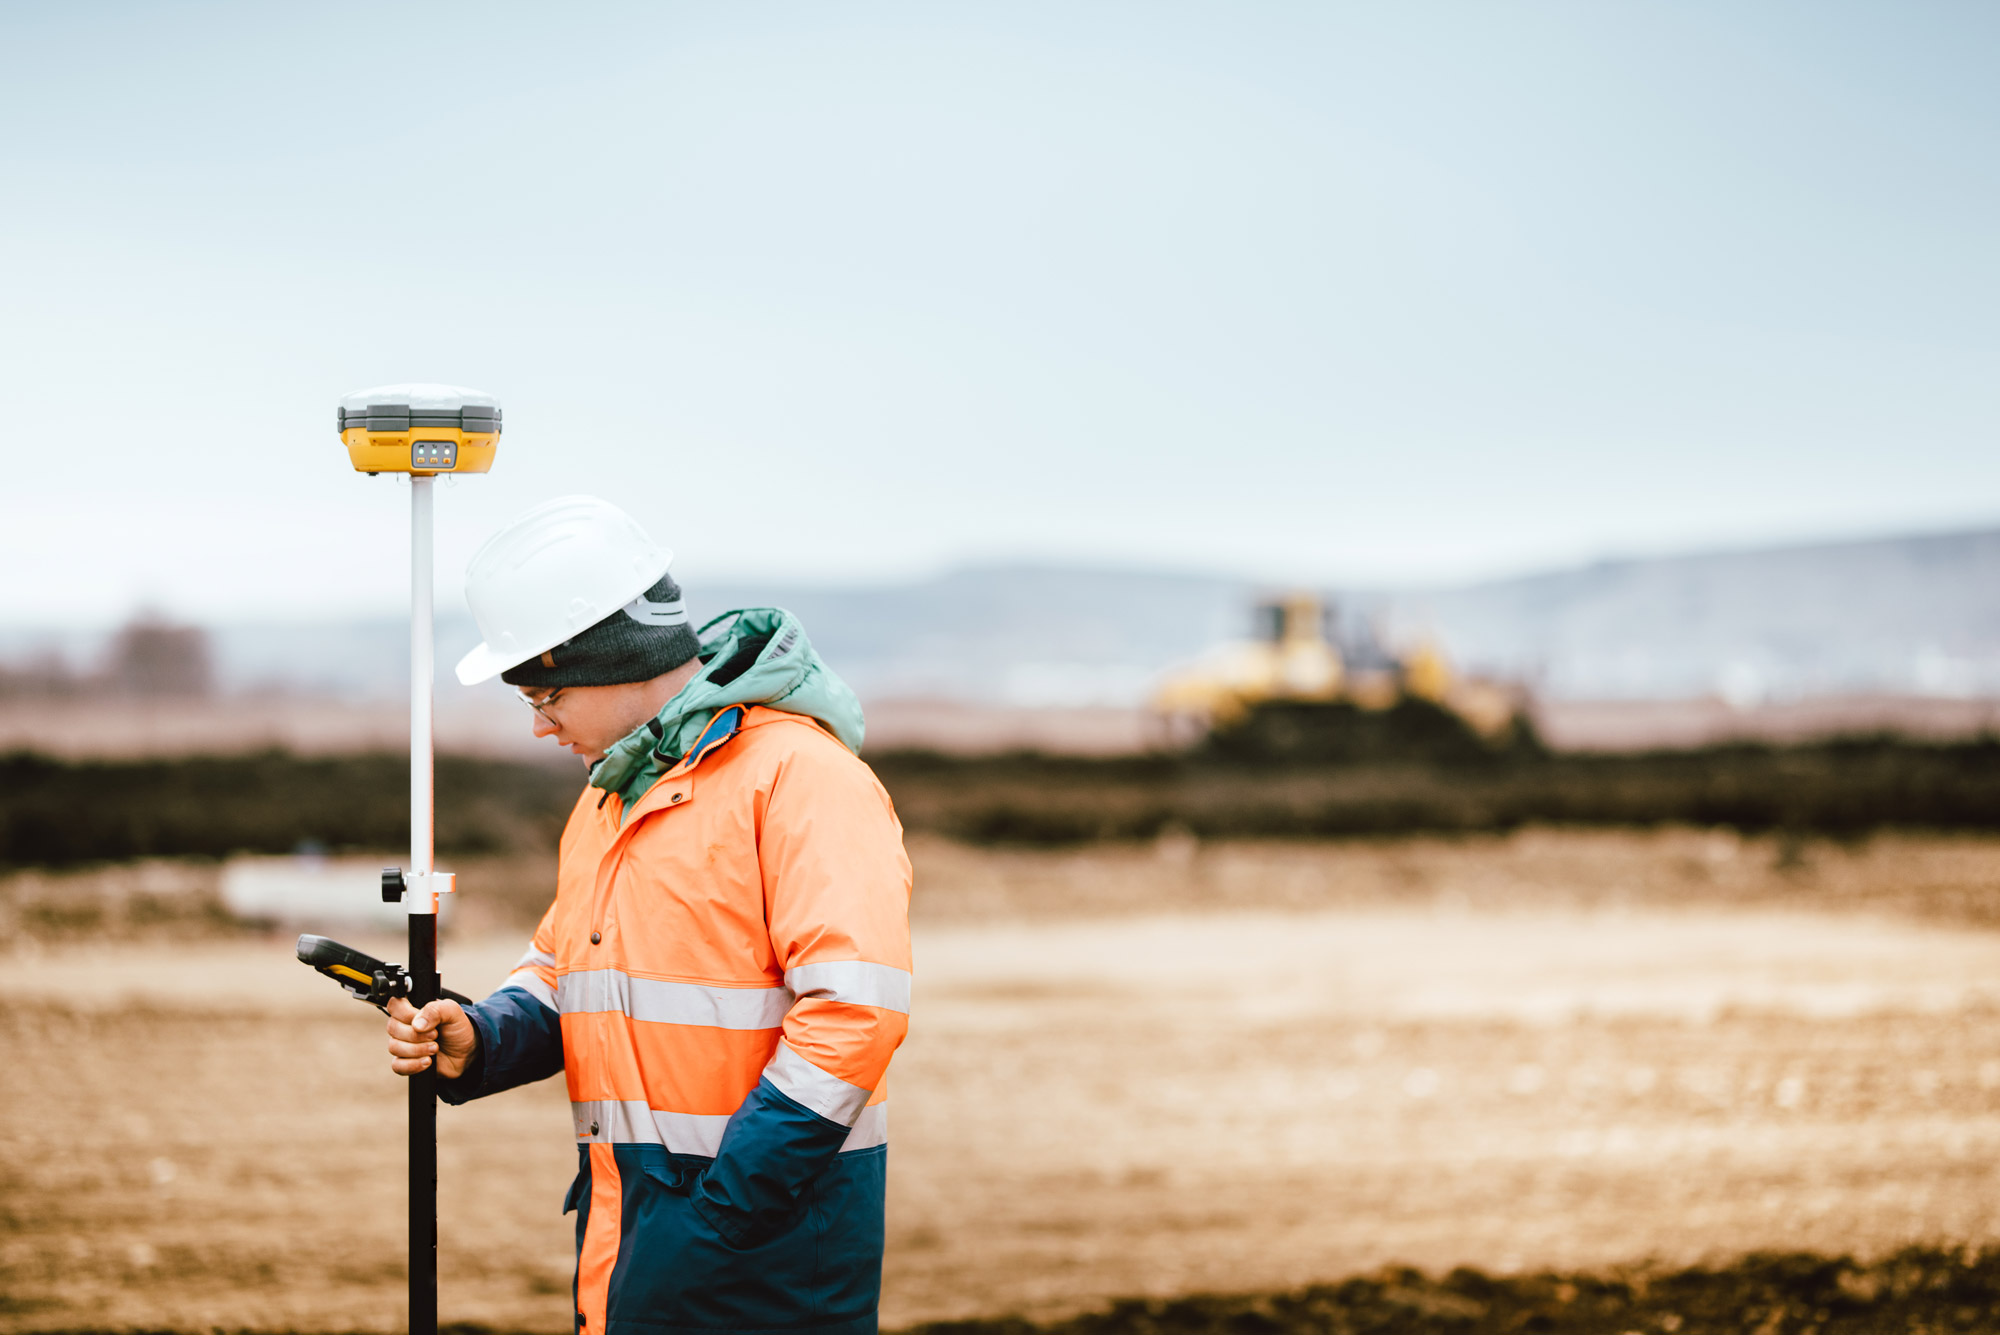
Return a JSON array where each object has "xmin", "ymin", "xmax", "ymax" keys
[{"xmin": 1152, "ymin": 592, "xmax": 1534, "ymax": 762}]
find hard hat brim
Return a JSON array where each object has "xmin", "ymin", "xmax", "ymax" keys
[{"xmin": 454, "ymin": 640, "xmax": 516, "ymax": 687}]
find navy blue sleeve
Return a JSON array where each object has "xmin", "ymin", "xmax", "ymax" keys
[
  {"xmin": 435, "ymin": 983, "xmax": 564, "ymax": 1105},
  {"xmin": 690, "ymin": 1078, "xmax": 851, "ymax": 1246}
]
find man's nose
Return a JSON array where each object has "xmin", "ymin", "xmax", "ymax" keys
[{"xmin": 531, "ymin": 712, "xmax": 559, "ymax": 740}]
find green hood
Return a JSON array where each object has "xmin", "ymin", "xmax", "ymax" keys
[{"xmin": 589, "ymin": 607, "xmax": 865, "ymax": 820}]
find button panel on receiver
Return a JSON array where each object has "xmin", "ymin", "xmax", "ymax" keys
[{"xmin": 411, "ymin": 440, "xmax": 457, "ymax": 470}]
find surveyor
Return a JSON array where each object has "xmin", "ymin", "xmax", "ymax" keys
[{"xmin": 381, "ymin": 495, "xmax": 912, "ymax": 1335}]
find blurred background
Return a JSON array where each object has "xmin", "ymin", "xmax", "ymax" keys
[{"xmin": 6, "ymin": 3, "xmax": 2000, "ymax": 1333}]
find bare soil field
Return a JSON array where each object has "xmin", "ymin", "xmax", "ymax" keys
[
  {"xmin": 9, "ymin": 692, "xmax": 2000, "ymax": 761},
  {"xmin": 0, "ymin": 696, "xmax": 547, "ymax": 761},
  {"xmin": 6, "ymin": 829, "xmax": 2000, "ymax": 1331}
]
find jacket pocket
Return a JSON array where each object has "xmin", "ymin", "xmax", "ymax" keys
[
  {"xmin": 806, "ymin": 1146, "xmax": 886, "ymax": 1318},
  {"xmin": 641, "ymin": 1158, "xmax": 697, "ymax": 1195},
  {"xmin": 609, "ymin": 1152, "xmax": 817, "ymax": 1331},
  {"xmin": 562, "ymin": 1169, "xmax": 586, "ymax": 1216}
]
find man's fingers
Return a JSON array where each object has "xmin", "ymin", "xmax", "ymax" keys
[
  {"xmin": 383, "ymin": 994, "xmax": 469, "ymax": 1079},
  {"xmin": 385, "ymin": 996, "xmax": 438, "ymax": 1045},
  {"xmin": 384, "ymin": 996, "xmax": 473, "ymax": 1080}
]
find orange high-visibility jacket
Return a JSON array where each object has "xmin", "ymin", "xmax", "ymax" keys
[{"xmin": 440, "ymin": 704, "xmax": 913, "ymax": 1335}]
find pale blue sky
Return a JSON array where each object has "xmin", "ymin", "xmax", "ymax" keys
[{"xmin": 2, "ymin": 2, "xmax": 1996, "ymax": 625}]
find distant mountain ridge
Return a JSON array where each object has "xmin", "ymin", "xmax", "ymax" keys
[
  {"xmin": 1387, "ymin": 527, "xmax": 2000, "ymax": 702},
  {"xmin": 687, "ymin": 566, "xmax": 1253, "ymax": 707},
  {"xmin": 702, "ymin": 526, "xmax": 2000, "ymax": 705},
  {"xmin": 7, "ymin": 526, "xmax": 2000, "ymax": 706}
]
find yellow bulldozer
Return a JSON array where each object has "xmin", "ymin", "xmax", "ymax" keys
[{"xmin": 1152, "ymin": 593, "xmax": 1530, "ymax": 759}]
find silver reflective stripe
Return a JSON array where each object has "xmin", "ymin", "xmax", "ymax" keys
[
  {"xmin": 764, "ymin": 1041, "xmax": 871, "ymax": 1127},
  {"xmin": 570, "ymin": 1099, "xmax": 734, "ymax": 1155},
  {"xmin": 786, "ymin": 960, "xmax": 911, "ymax": 1014},
  {"xmin": 501, "ymin": 971, "xmax": 557, "ymax": 1011},
  {"xmin": 655, "ymin": 1109, "xmax": 732, "ymax": 1156},
  {"xmin": 515, "ymin": 946, "xmax": 556, "ymax": 970},
  {"xmin": 840, "ymin": 1103, "xmax": 887, "ymax": 1152},
  {"xmin": 572, "ymin": 1098, "xmax": 658, "ymax": 1144},
  {"xmin": 557, "ymin": 969, "xmax": 791, "ymax": 1029},
  {"xmin": 622, "ymin": 594, "xmax": 689, "ymax": 626}
]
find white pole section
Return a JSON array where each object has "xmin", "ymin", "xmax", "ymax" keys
[{"xmin": 410, "ymin": 475, "xmax": 435, "ymax": 890}]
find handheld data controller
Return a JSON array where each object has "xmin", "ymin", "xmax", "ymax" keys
[{"xmin": 297, "ymin": 931, "xmax": 472, "ymax": 1012}]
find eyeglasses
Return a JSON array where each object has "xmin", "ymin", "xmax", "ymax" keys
[{"xmin": 516, "ymin": 687, "xmax": 566, "ymax": 723}]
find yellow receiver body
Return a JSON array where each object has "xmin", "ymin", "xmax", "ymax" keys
[{"xmin": 343, "ymin": 425, "xmax": 500, "ymax": 477}]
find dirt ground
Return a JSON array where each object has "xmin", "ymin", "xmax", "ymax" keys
[
  {"xmin": 6, "ymin": 829, "xmax": 2000, "ymax": 1331},
  {"xmin": 11, "ymin": 692, "xmax": 2000, "ymax": 760}
]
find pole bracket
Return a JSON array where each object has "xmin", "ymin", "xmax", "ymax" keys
[
  {"xmin": 408, "ymin": 870, "xmax": 455, "ymax": 914},
  {"xmin": 381, "ymin": 867, "xmax": 456, "ymax": 913}
]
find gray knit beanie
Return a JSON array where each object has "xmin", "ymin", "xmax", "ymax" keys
[{"xmin": 500, "ymin": 571, "xmax": 701, "ymax": 689}]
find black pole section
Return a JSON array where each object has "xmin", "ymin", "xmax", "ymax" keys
[{"xmin": 409, "ymin": 908, "xmax": 439, "ymax": 1335}]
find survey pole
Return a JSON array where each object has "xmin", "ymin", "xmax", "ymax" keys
[
  {"xmin": 327, "ymin": 383, "xmax": 501, "ymax": 1335},
  {"xmin": 408, "ymin": 473, "xmax": 439, "ymax": 1335}
]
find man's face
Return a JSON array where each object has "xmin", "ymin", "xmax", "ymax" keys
[{"xmin": 519, "ymin": 682, "xmax": 658, "ymax": 765}]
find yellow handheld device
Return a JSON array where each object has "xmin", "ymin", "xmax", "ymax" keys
[
  {"xmin": 297, "ymin": 933, "xmax": 471, "ymax": 1011},
  {"xmin": 338, "ymin": 383, "xmax": 502, "ymax": 476}
]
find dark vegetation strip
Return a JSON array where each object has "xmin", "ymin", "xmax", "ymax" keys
[
  {"xmin": 5, "ymin": 730, "xmax": 2000, "ymax": 867},
  {"xmin": 0, "ymin": 751, "xmax": 580, "ymax": 866},
  {"xmin": 899, "ymin": 1248, "xmax": 2000, "ymax": 1334},
  {"xmin": 870, "ymin": 735, "xmax": 2000, "ymax": 844},
  {"xmin": 15, "ymin": 1247, "xmax": 2000, "ymax": 1334}
]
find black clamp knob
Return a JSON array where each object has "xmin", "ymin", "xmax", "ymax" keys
[{"xmin": 382, "ymin": 867, "xmax": 406, "ymax": 903}]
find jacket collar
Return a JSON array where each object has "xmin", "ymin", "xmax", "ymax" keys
[{"xmin": 604, "ymin": 705, "xmax": 747, "ymax": 829}]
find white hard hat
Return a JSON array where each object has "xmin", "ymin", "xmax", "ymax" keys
[{"xmin": 455, "ymin": 495, "xmax": 674, "ymax": 685}]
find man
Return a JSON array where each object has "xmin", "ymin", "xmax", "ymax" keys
[{"xmin": 383, "ymin": 495, "xmax": 912, "ymax": 1335}]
